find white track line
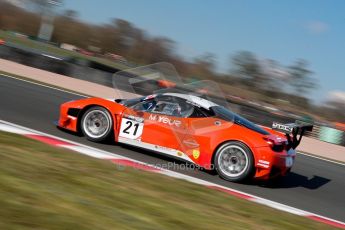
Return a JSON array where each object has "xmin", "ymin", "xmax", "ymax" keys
[
  {"xmin": 0, "ymin": 73, "xmax": 88, "ymax": 97},
  {"xmin": 1, "ymin": 72, "xmax": 344, "ymax": 167},
  {"xmin": 297, "ymin": 151, "xmax": 345, "ymax": 167},
  {"xmin": 0, "ymin": 119, "xmax": 344, "ymax": 229}
]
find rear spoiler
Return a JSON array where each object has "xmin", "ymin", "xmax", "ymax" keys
[{"xmin": 272, "ymin": 121, "xmax": 313, "ymax": 149}]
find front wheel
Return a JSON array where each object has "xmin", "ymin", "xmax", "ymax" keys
[
  {"xmin": 214, "ymin": 141, "xmax": 254, "ymax": 182},
  {"xmin": 81, "ymin": 106, "xmax": 113, "ymax": 142}
]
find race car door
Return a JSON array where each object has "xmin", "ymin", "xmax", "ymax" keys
[{"xmin": 117, "ymin": 95, "xmax": 190, "ymax": 161}]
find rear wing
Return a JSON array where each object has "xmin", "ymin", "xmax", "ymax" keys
[{"xmin": 272, "ymin": 121, "xmax": 313, "ymax": 149}]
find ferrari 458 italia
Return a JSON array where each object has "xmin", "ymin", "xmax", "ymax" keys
[{"xmin": 57, "ymin": 92, "xmax": 312, "ymax": 182}]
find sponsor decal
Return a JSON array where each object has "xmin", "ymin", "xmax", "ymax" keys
[
  {"xmin": 192, "ymin": 149, "xmax": 200, "ymax": 159},
  {"xmin": 272, "ymin": 122, "xmax": 293, "ymax": 133},
  {"xmin": 119, "ymin": 116, "xmax": 144, "ymax": 140},
  {"xmin": 258, "ymin": 159, "xmax": 270, "ymax": 165},
  {"xmin": 154, "ymin": 144, "xmax": 174, "ymax": 152},
  {"xmin": 182, "ymin": 139, "xmax": 200, "ymax": 148},
  {"xmin": 148, "ymin": 114, "xmax": 182, "ymax": 127},
  {"xmin": 257, "ymin": 163, "xmax": 269, "ymax": 168},
  {"xmin": 257, "ymin": 160, "xmax": 270, "ymax": 168},
  {"xmin": 123, "ymin": 114, "xmax": 144, "ymax": 123}
]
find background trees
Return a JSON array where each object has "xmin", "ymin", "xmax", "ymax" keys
[
  {"xmin": 2, "ymin": 0, "xmax": 335, "ymax": 119},
  {"xmin": 230, "ymin": 51, "xmax": 317, "ymax": 106},
  {"xmin": 231, "ymin": 51, "xmax": 262, "ymax": 88},
  {"xmin": 288, "ymin": 60, "xmax": 316, "ymax": 96}
]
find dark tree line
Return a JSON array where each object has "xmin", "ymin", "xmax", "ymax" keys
[{"xmin": 230, "ymin": 51, "xmax": 316, "ymax": 97}]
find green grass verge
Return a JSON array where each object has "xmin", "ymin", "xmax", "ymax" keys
[{"xmin": 0, "ymin": 131, "xmax": 337, "ymax": 229}]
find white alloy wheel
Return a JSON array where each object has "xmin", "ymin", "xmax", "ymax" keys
[
  {"xmin": 215, "ymin": 141, "xmax": 254, "ymax": 182},
  {"xmin": 81, "ymin": 106, "xmax": 113, "ymax": 142}
]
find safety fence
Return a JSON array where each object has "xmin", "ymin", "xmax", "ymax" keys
[{"xmin": 306, "ymin": 125, "xmax": 345, "ymax": 146}]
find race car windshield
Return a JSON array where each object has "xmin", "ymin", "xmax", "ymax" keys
[
  {"xmin": 112, "ymin": 62, "xmax": 230, "ymax": 110},
  {"xmin": 212, "ymin": 106, "xmax": 269, "ymax": 135}
]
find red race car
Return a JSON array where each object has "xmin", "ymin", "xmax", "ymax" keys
[{"xmin": 57, "ymin": 91, "xmax": 312, "ymax": 182}]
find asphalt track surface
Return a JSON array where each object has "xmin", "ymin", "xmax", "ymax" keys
[{"xmin": 1, "ymin": 75, "xmax": 345, "ymax": 223}]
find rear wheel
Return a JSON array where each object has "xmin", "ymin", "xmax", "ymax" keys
[
  {"xmin": 81, "ymin": 106, "xmax": 113, "ymax": 142},
  {"xmin": 214, "ymin": 141, "xmax": 254, "ymax": 182}
]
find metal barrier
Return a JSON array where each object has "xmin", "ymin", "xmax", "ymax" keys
[
  {"xmin": 319, "ymin": 126, "xmax": 344, "ymax": 145},
  {"xmin": 305, "ymin": 124, "xmax": 345, "ymax": 146}
]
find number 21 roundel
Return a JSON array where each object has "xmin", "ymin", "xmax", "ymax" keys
[{"xmin": 119, "ymin": 116, "xmax": 144, "ymax": 140}]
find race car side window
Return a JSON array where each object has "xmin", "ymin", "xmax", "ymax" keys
[
  {"xmin": 131, "ymin": 99, "xmax": 157, "ymax": 112},
  {"xmin": 188, "ymin": 107, "xmax": 207, "ymax": 118},
  {"xmin": 122, "ymin": 96, "xmax": 146, "ymax": 107},
  {"xmin": 130, "ymin": 95, "xmax": 215, "ymax": 118},
  {"xmin": 147, "ymin": 95, "xmax": 186, "ymax": 117},
  {"xmin": 151, "ymin": 101, "xmax": 182, "ymax": 116}
]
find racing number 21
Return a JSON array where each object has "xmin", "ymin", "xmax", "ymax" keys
[
  {"xmin": 123, "ymin": 120, "xmax": 139, "ymax": 136},
  {"xmin": 119, "ymin": 117, "xmax": 144, "ymax": 140}
]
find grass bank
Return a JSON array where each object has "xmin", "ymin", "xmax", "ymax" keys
[{"xmin": 0, "ymin": 131, "xmax": 337, "ymax": 229}]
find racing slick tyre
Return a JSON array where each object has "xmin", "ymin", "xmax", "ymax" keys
[
  {"xmin": 214, "ymin": 141, "xmax": 255, "ymax": 182},
  {"xmin": 81, "ymin": 106, "xmax": 113, "ymax": 142}
]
